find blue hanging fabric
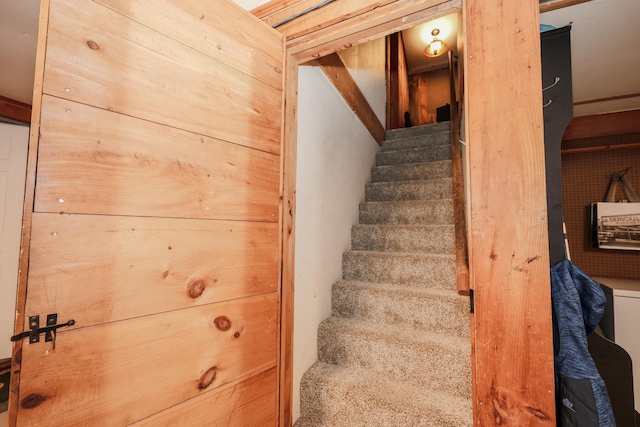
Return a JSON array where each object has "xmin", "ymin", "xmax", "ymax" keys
[{"xmin": 550, "ymin": 259, "xmax": 616, "ymax": 426}]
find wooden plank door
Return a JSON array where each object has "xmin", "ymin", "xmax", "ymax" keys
[{"xmin": 9, "ymin": 0, "xmax": 286, "ymax": 425}]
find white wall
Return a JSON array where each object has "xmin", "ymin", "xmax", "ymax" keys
[
  {"xmin": 0, "ymin": 123, "xmax": 29, "ymax": 360},
  {"xmin": 293, "ymin": 40, "xmax": 386, "ymax": 422}
]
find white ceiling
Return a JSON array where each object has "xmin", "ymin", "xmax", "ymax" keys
[
  {"xmin": 0, "ymin": 0, "xmax": 638, "ymax": 117},
  {"xmin": 540, "ymin": 0, "xmax": 640, "ymax": 116}
]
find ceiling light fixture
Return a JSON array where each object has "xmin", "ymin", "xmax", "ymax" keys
[{"xmin": 424, "ymin": 28, "xmax": 448, "ymax": 57}]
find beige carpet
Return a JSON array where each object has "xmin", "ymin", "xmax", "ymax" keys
[{"xmin": 296, "ymin": 123, "xmax": 472, "ymax": 426}]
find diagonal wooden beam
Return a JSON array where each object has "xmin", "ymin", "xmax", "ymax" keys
[{"xmin": 316, "ymin": 53, "xmax": 385, "ymax": 144}]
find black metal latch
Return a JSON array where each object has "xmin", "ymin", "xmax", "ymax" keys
[{"xmin": 10, "ymin": 314, "xmax": 75, "ymax": 345}]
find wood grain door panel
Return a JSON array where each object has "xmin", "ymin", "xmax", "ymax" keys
[
  {"xmin": 35, "ymin": 96, "xmax": 280, "ymax": 222},
  {"xmin": 25, "ymin": 212, "xmax": 279, "ymax": 328},
  {"xmin": 18, "ymin": 294, "xmax": 278, "ymax": 425},
  {"xmin": 12, "ymin": 0, "xmax": 285, "ymax": 424}
]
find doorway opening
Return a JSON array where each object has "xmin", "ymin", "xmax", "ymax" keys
[{"xmin": 386, "ymin": 12, "xmax": 462, "ymax": 130}]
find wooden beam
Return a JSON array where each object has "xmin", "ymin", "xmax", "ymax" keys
[
  {"xmin": 9, "ymin": 1, "xmax": 50, "ymax": 424},
  {"xmin": 0, "ymin": 95, "xmax": 32, "ymax": 123},
  {"xmin": 562, "ymin": 109, "xmax": 640, "ymax": 141},
  {"xmin": 253, "ymin": 0, "xmax": 330, "ymax": 28},
  {"xmin": 561, "ymin": 141, "xmax": 640, "ymax": 155},
  {"xmin": 286, "ymin": 0, "xmax": 460, "ymax": 63},
  {"xmin": 279, "ymin": 53, "xmax": 298, "ymax": 427},
  {"xmin": 268, "ymin": 0, "xmax": 397, "ymax": 39},
  {"xmin": 448, "ymin": 52, "xmax": 469, "ymax": 296},
  {"xmin": 539, "ymin": 0, "xmax": 590, "ymax": 13},
  {"xmin": 465, "ymin": 0, "xmax": 556, "ymax": 424},
  {"xmin": 573, "ymin": 92, "xmax": 640, "ymax": 106},
  {"xmin": 252, "ymin": 0, "xmax": 310, "ymax": 20},
  {"xmin": 316, "ymin": 53, "xmax": 385, "ymax": 144},
  {"xmin": 252, "ymin": 0, "xmax": 461, "ymax": 64}
]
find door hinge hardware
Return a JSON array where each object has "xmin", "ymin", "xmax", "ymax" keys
[{"xmin": 10, "ymin": 314, "xmax": 75, "ymax": 344}]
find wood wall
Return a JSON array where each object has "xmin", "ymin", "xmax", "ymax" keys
[
  {"xmin": 408, "ymin": 68, "xmax": 450, "ymax": 126},
  {"xmin": 11, "ymin": 0, "xmax": 284, "ymax": 425},
  {"xmin": 386, "ymin": 32, "xmax": 410, "ymax": 130}
]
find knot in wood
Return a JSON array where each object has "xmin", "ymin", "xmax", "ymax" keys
[
  {"xmin": 187, "ymin": 279, "xmax": 206, "ymax": 299},
  {"xmin": 86, "ymin": 40, "xmax": 100, "ymax": 50},
  {"xmin": 198, "ymin": 366, "xmax": 218, "ymax": 390},
  {"xmin": 21, "ymin": 393, "xmax": 46, "ymax": 409},
  {"xmin": 214, "ymin": 316, "xmax": 232, "ymax": 331}
]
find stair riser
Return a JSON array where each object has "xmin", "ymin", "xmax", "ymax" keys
[
  {"xmin": 359, "ymin": 200, "xmax": 454, "ymax": 225},
  {"xmin": 385, "ymin": 122, "xmax": 451, "ymax": 140},
  {"xmin": 297, "ymin": 388, "xmax": 467, "ymax": 427},
  {"xmin": 366, "ymin": 179, "xmax": 453, "ymax": 202},
  {"xmin": 379, "ymin": 131, "xmax": 451, "ymax": 152},
  {"xmin": 343, "ymin": 252, "xmax": 456, "ymax": 289},
  {"xmin": 332, "ymin": 282, "xmax": 469, "ymax": 337},
  {"xmin": 371, "ymin": 160, "xmax": 452, "ymax": 183},
  {"xmin": 376, "ymin": 145, "xmax": 451, "ymax": 167},
  {"xmin": 297, "ymin": 389, "xmax": 467, "ymax": 427},
  {"xmin": 317, "ymin": 322, "xmax": 471, "ymax": 398},
  {"xmin": 351, "ymin": 225, "xmax": 454, "ymax": 254}
]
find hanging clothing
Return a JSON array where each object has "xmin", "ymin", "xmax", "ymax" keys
[{"xmin": 551, "ymin": 259, "xmax": 616, "ymax": 426}]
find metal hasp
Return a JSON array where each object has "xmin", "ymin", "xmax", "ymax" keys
[{"xmin": 10, "ymin": 314, "xmax": 76, "ymax": 344}]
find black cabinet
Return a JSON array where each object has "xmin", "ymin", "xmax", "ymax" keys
[{"xmin": 542, "ymin": 26, "xmax": 573, "ymax": 264}]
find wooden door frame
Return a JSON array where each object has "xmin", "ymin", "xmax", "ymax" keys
[{"xmin": 275, "ymin": 0, "xmax": 555, "ymax": 425}]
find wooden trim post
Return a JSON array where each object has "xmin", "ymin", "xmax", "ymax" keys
[
  {"xmin": 464, "ymin": 0, "xmax": 556, "ymax": 424},
  {"xmin": 279, "ymin": 53, "xmax": 298, "ymax": 427}
]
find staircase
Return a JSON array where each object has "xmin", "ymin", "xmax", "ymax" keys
[{"xmin": 295, "ymin": 122, "xmax": 472, "ymax": 426}]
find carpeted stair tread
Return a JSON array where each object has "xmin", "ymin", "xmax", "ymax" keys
[
  {"xmin": 343, "ymin": 250, "xmax": 455, "ymax": 289},
  {"xmin": 359, "ymin": 199, "xmax": 453, "ymax": 225},
  {"xmin": 317, "ymin": 316, "xmax": 471, "ymax": 397},
  {"xmin": 332, "ymin": 280, "xmax": 469, "ymax": 337},
  {"xmin": 378, "ymin": 131, "xmax": 451, "ymax": 152},
  {"xmin": 384, "ymin": 122, "xmax": 451, "ymax": 141},
  {"xmin": 376, "ymin": 145, "xmax": 452, "ymax": 167},
  {"xmin": 365, "ymin": 178, "xmax": 453, "ymax": 202},
  {"xmin": 296, "ymin": 363, "xmax": 472, "ymax": 427},
  {"xmin": 351, "ymin": 223, "xmax": 454, "ymax": 254},
  {"xmin": 297, "ymin": 120, "xmax": 471, "ymax": 425},
  {"xmin": 371, "ymin": 159, "xmax": 452, "ymax": 182}
]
